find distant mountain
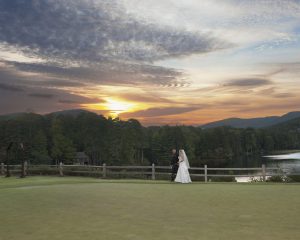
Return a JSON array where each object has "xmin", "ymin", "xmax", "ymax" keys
[
  {"xmin": 46, "ymin": 109, "xmax": 93, "ymax": 117},
  {"xmin": 0, "ymin": 112, "xmax": 26, "ymax": 120},
  {"xmin": 269, "ymin": 116, "xmax": 300, "ymax": 132},
  {"xmin": 0, "ymin": 109, "xmax": 96, "ymax": 121},
  {"xmin": 0, "ymin": 112, "xmax": 42, "ymax": 121},
  {"xmin": 201, "ymin": 111, "xmax": 300, "ymax": 129},
  {"xmin": 1, "ymin": 109, "xmax": 300, "ymax": 129}
]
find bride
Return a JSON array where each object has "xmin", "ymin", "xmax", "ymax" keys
[{"xmin": 175, "ymin": 149, "xmax": 192, "ymax": 183}]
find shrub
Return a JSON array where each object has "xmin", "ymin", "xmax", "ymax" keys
[
  {"xmin": 209, "ymin": 176, "xmax": 236, "ymax": 182},
  {"xmin": 287, "ymin": 175, "xmax": 300, "ymax": 182},
  {"xmin": 267, "ymin": 175, "xmax": 293, "ymax": 183},
  {"xmin": 267, "ymin": 175, "xmax": 284, "ymax": 182},
  {"xmin": 249, "ymin": 177, "xmax": 264, "ymax": 183}
]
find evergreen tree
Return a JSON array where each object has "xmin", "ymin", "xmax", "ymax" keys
[
  {"xmin": 51, "ymin": 118, "xmax": 75, "ymax": 164},
  {"xmin": 30, "ymin": 130, "xmax": 51, "ymax": 164}
]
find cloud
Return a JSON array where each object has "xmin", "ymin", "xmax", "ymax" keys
[
  {"xmin": 0, "ymin": 82, "xmax": 24, "ymax": 92},
  {"xmin": 38, "ymin": 80, "xmax": 86, "ymax": 88},
  {"xmin": 191, "ymin": 77, "xmax": 274, "ymax": 95},
  {"xmin": 0, "ymin": 0, "xmax": 230, "ymax": 64},
  {"xmin": 233, "ymin": 100, "xmax": 300, "ymax": 113},
  {"xmin": 58, "ymin": 99, "xmax": 79, "ymax": 104},
  {"xmin": 28, "ymin": 93, "xmax": 55, "ymax": 99},
  {"xmin": 214, "ymin": 99, "xmax": 250, "ymax": 106},
  {"xmin": 267, "ymin": 62, "xmax": 300, "ymax": 75},
  {"xmin": 120, "ymin": 106, "xmax": 200, "ymax": 118},
  {"xmin": 255, "ymin": 87, "xmax": 297, "ymax": 99},
  {"xmin": 0, "ymin": 63, "xmax": 102, "ymax": 115},
  {"xmin": 222, "ymin": 78, "xmax": 273, "ymax": 87},
  {"xmin": 1, "ymin": 0, "xmax": 231, "ymax": 92},
  {"xmin": 122, "ymin": 0, "xmax": 300, "ymax": 50},
  {"xmin": 0, "ymin": 87, "xmax": 100, "ymax": 115},
  {"xmin": 118, "ymin": 93, "xmax": 176, "ymax": 104},
  {"xmin": 272, "ymin": 93, "xmax": 296, "ymax": 98},
  {"xmin": 4, "ymin": 60, "xmax": 187, "ymax": 87}
]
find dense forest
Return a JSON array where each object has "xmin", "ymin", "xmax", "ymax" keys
[{"xmin": 0, "ymin": 111, "xmax": 300, "ymax": 167}]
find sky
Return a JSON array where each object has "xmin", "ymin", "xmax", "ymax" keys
[{"xmin": 0, "ymin": 0, "xmax": 299, "ymax": 126}]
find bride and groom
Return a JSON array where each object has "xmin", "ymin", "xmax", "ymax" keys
[{"xmin": 171, "ymin": 149, "xmax": 192, "ymax": 183}]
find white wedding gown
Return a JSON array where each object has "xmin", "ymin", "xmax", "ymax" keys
[{"xmin": 175, "ymin": 156, "xmax": 192, "ymax": 183}]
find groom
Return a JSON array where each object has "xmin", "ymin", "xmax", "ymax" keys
[{"xmin": 170, "ymin": 148, "xmax": 179, "ymax": 181}]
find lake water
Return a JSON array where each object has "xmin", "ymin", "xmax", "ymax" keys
[
  {"xmin": 235, "ymin": 151, "xmax": 300, "ymax": 182},
  {"xmin": 263, "ymin": 152, "xmax": 300, "ymax": 174}
]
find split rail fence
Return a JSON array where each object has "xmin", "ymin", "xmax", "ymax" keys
[{"xmin": 0, "ymin": 162, "xmax": 287, "ymax": 182}]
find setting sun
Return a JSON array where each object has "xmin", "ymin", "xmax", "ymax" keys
[
  {"xmin": 105, "ymin": 99, "xmax": 134, "ymax": 117},
  {"xmin": 81, "ymin": 98, "xmax": 139, "ymax": 118}
]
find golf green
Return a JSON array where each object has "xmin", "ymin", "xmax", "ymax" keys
[{"xmin": 0, "ymin": 177, "xmax": 299, "ymax": 240}]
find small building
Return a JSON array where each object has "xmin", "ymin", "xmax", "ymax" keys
[{"xmin": 74, "ymin": 152, "xmax": 90, "ymax": 165}]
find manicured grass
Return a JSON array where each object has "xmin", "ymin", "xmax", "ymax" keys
[{"xmin": 0, "ymin": 176, "xmax": 299, "ymax": 240}]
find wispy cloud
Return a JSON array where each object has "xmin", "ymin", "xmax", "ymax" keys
[
  {"xmin": 0, "ymin": 0, "xmax": 229, "ymax": 64},
  {"xmin": 118, "ymin": 93, "xmax": 176, "ymax": 104},
  {"xmin": 222, "ymin": 78, "xmax": 272, "ymax": 87},
  {"xmin": 10, "ymin": 61, "xmax": 187, "ymax": 87},
  {"xmin": 0, "ymin": 82, "xmax": 24, "ymax": 92},
  {"xmin": 120, "ymin": 106, "xmax": 201, "ymax": 118},
  {"xmin": 272, "ymin": 93, "xmax": 296, "ymax": 98},
  {"xmin": 28, "ymin": 93, "xmax": 55, "ymax": 99},
  {"xmin": 58, "ymin": 99, "xmax": 80, "ymax": 104}
]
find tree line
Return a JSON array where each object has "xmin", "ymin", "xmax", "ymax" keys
[{"xmin": 0, "ymin": 112, "xmax": 299, "ymax": 167}]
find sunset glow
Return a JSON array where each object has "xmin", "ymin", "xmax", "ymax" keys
[
  {"xmin": 0, "ymin": 0, "xmax": 299, "ymax": 125},
  {"xmin": 82, "ymin": 98, "xmax": 140, "ymax": 118},
  {"xmin": 106, "ymin": 99, "xmax": 134, "ymax": 114}
]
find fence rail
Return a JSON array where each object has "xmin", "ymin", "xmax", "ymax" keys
[{"xmin": 1, "ymin": 162, "xmax": 298, "ymax": 182}]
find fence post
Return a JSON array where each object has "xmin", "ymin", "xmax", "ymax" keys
[
  {"xmin": 24, "ymin": 161, "xmax": 28, "ymax": 176},
  {"xmin": 21, "ymin": 161, "xmax": 28, "ymax": 178},
  {"xmin": 204, "ymin": 165, "xmax": 208, "ymax": 183},
  {"xmin": 21, "ymin": 160, "xmax": 27, "ymax": 178},
  {"xmin": 6, "ymin": 150, "xmax": 10, "ymax": 177},
  {"xmin": 151, "ymin": 163, "xmax": 155, "ymax": 180},
  {"xmin": 262, "ymin": 164, "xmax": 266, "ymax": 182},
  {"xmin": 1, "ymin": 162, "xmax": 4, "ymax": 175},
  {"xmin": 102, "ymin": 163, "xmax": 106, "ymax": 178},
  {"xmin": 59, "ymin": 162, "xmax": 64, "ymax": 177}
]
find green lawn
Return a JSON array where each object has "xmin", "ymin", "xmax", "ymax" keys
[{"xmin": 0, "ymin": 177, "xmax": 299, "ymax": 240}]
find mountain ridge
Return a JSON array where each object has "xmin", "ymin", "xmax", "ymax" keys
[
  {"xmin": 201, "ymin": 111, "xmax": 300, "ymax": 129},
  {"xmin": 0, "ymin": 109, "xmax": 94, "ymax": 120},
  {"xmin": 1, "ymin": 109, "xmax": 300, "ymax": 129}
]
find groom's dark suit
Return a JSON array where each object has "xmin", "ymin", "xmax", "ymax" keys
[{"xmin": 170, "ymin": 152, "xmax": 179, "ymax": 181}]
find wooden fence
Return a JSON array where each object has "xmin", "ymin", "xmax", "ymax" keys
[{"xmin": 0, "ymin": 162, "xmax": 290, "ymax": 182}]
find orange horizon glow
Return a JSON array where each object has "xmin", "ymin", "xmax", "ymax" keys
[
  {"xmin": 80, "ymin": 96, "xmax": 300, "ymax": 126},
  {"xmin": 81, "ymin": 98, "xmax": 150, "ymax": 118}
]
